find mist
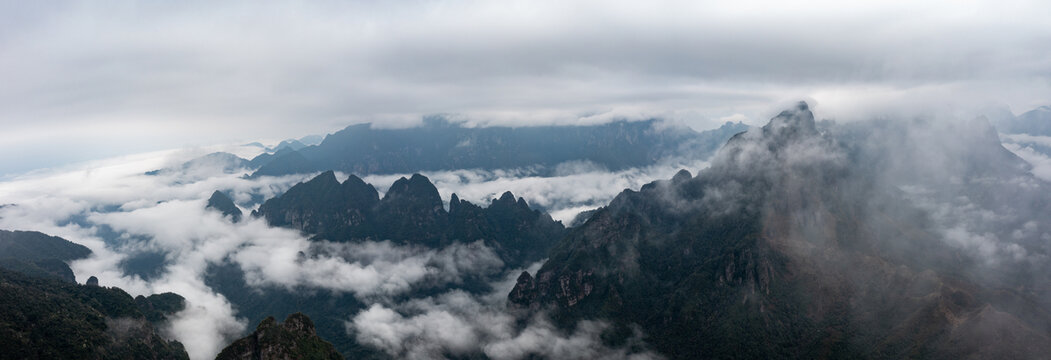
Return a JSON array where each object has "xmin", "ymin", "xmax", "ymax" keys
[
  {"xmin": 2, "ymin": 97, "xmax": 1051, "ymax": 358},
  {"xmin": 0, "ymin": 142, "xmax": 693, "ymax": 359}
]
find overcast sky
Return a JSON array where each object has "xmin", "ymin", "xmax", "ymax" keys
[{"xmin": 2, "ymin": 0, "xmax": 1050, "ymax": 175}]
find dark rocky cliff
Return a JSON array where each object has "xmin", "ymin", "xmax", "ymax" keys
[
  {"xmin": 510, "ymin": 102, "xmax": 1051, "ymax": 359},
  {"xmin": 253, "ymin": 172, "xmax": 565, "ymax": 267}
]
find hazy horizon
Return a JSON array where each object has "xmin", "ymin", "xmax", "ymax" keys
[
  {"xmin": 2, "ymin": 2, "xmax": 1051, "ymax": 359},
  {"xmin": 3, "ymin": 0, "xmax": 1050, "ymax": 174}
]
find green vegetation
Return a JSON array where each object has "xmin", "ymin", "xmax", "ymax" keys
[
  {"xmin": 215, "ymin": 313, "xmax": 343, "ymax": 360},
  {"xmin": 0, "ymin": 229, "xmax": 92, "ymax": 282},
  {"xmin": 0, "ymin": 268, "xmax": 188, "ymax": 360}
]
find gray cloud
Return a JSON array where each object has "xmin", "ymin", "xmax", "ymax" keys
[
  {"xmin": 0, "ymin": 148, "xmax": 314, "ymax": 359},
  {"xmin": 900, "ymin": 185, "xmax": 1033, "ymax": 265},
  {"xmin": 233, "ymin": 239, "xmax": 505, "ymax": 298},
  {"xmin": 2, "ymin": 0, "xmax": 1050, "ymax": 174},
  {"xmin": 349, "ymin": 264, "xmax": 662, "ymax": 360},
  {"xmin": 1004, "ymin": 142, "xmax": 1051, "ymax": 181}
]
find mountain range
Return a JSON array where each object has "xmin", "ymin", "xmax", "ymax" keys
[
  {"xmin": 250, "ymin": 118, "xmax": 747, "ymax": 177},
  {"xmin": 147, "ymin": 118, "xmax": 747, "ymax": 179},
  {"xmin": 6, "ymin": 103, "xmax": 1051, "ymax": 359},
  {"xmin": 252, "ymin": 171, "xmax": 564, "ymax": 266},
  {"xmin": 204, "ymin": 172, "xmax": 568, "ymax": 357}
]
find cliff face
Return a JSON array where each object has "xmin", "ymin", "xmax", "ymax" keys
[
  {"xmin": 510, "ymin": 102, "xmax": 1051, "ymax": 359},
  {"xmin": 253, "ymin": 172, "xmax": 565, "ymax": 267},
  {"xmin": 214, "ymin": 313, "xmax": 343, "ymax": 360}
]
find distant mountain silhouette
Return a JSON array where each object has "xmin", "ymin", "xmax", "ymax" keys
[
  {"xmin": 995, "ymin": 105, "xmax": 1051, "ymax": 136},
  {"xmin": 249, "ymin": 119, "xmax": 748, "ymax": 177}
]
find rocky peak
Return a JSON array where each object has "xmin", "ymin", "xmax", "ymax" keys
[
  {"xmin": 215, "ymin": 313, "xmax": 342, "ymax": 360},
  {"xmin": 310, "ymin": 170, "xmax": 341, "ymax": 188},
  {"xmin": 253, "ymin": 171, "xmax": 357, "ymax": 233},
  {"xmin": 448, "ymin": 193, "xmax": 463, "ymax": 214},
  {"xmin": 508, "ymin": 271, "xmax": 537, "ymax": 306},
  {"xmin": 257, "ymin": 316, "xmax": 277, "ymax": 331},
  {"xmin": 498, "ymin": 191, "xmax": 516, "ymax": 203},
  {"xmin": 488, "ymin": 191, "xmax": 531, "ymax": 211},
  {"xmin": 761, "ymin": 101, "xmax": 817, "ymax": 140},
  {"xmin": 267, "ymin": 170, "xmax": 343, "ymax": 204},
  {"xmin": 712, "ymin": 101, "xmax": 837, "ymax": 180},
  {"xmin": 133, "ymin": 292, "xmax": 186, "ymax": 324},
  {"xmin": 340, "ymin": 174, "xmax": 380, "ymax": 208},
  {"xmin": 382, "ymin": 174, "xmax": 443, "ymax": 210},
  {"xmin": 282, "ymin": 312, "xmax": 316, "ymax": 335},
  {"xmin": 491, "ymin": 191, "xmax": 517, "ymax": 207},
  {"xmin": 206, "ymin": 190, "xmax": 243, "ymax": 222},
  {"xmin": 671, "ymin": 169, "xmax": 692, "ymax": 184},
  {"xmin": 254, "ymin": 171, "xmax": 565, "ymax": 265}
]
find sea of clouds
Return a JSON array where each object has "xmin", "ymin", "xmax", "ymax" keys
[{"xmin": 0, "ymin": 143, "xmax": 684, "ymax": 359}]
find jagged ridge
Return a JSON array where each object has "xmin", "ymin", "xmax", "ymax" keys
[
  {"xmin": 509, "ymin": 102, "xmax": 1051, "ymax": 359},
  {"xmin": 253, "ymin": 172, "xmax": 565, "ymax": 266}
]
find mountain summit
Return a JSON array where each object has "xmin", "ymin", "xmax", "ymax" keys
[
  {"xmin": 509, "ymin": 102, "xmax": 1051, "ymax": 359},
  {"xmin": 215, "ymin": 313, "xmax": 342, "ymax": 360},
  {"xmin": 253, "ymin": 172, "xmax": 564, "ymax": 266},
  {"xmin": 206, "ymin": 191, "xmax": 243, "ymax": 222}
]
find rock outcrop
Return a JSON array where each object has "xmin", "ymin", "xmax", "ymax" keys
[
  {"xmin": 215, "ymin": 313, "xmax": 343, "ymax": 360},
  {"xmin": 253, "ymin": 172, "xmax": 565, "ymax": 267},
  {"xmin": 206, "ymin": 191, "xmax": 243, "ymax": 223}
]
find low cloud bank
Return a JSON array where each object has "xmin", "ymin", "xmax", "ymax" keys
[
  {"xmin": 349, "ymin": 264, "xmax": 661, "ymax": 360},
  {"xmin": 0, "ymin": 145, "xmax": 683, "ymax": 359},
  {"xmin": 364, "ymin": 158, "xmax": 713, "ymax": 224}
]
